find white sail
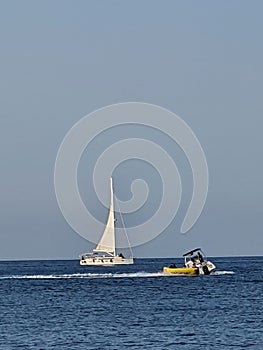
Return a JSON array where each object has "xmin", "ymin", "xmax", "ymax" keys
[{"xmin": 93, "ymin": 177, "xmax": 115, "ymax": 255}]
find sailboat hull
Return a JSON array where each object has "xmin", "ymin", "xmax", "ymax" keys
[{"xmin": 80, "ymin": 256, "xmax": 134, "ymax": 266}]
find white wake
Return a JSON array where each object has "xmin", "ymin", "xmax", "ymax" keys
[
  {"xmin": 0, "ymin": 272, "xmax": 165, "ymax": 280},
  {"xmin": 211, "ymin": 271, "xmax": 235, "ymax": 275},
  {"xmin": 0, "ymin": 270, "xmax": 234, "ymax": 280}
]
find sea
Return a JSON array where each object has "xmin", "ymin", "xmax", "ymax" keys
[{"xmin": 0, "ymin": 256, "xmax": 262, "ymax": 350}]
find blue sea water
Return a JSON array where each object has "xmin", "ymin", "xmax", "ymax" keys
[{"xmin": 0, "ymin": 257, "xmax": 262, "ymax": 350}]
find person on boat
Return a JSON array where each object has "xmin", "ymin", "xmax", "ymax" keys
[
  {"xmin": 118, "ymin": 253, "xmax": 124, "ymax": 258},
  {"xmin": 169, "ymin": 263, "xmax": 176, "ymax": 268},
  {"xmin": 198, "ymin": 252, "xmax": 204, "ymax": 263}
]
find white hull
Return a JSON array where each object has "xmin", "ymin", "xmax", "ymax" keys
[{"xmin": 80, "ymin": 256, "xmax": 134, "ymax": 266}]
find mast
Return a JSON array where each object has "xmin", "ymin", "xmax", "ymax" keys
[{"xmin": 93, "ymin": 177, "xmax": 116, "ymax": 256}]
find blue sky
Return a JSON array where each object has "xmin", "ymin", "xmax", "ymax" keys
[{"xmin": 0, "ymin": 1, "xmax": 262, "ymax": 259}]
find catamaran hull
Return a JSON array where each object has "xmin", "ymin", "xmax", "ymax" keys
[{"xmin": 80, "ymin": 257, "xmax": 134, "ymax": 266}]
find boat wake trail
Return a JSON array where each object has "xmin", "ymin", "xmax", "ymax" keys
[
  {"xmin": 0, "ymin": 272, "xmax": 166, "ymax": 280},
  {"xmin": 212, "ymin": 271, "xmax": 235, "ymax": 275},
  {"xmin": 0, "ymin": 271, "xmax": 235, "ymax": 280}
]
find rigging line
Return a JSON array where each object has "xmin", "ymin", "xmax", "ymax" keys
[{"xmin": 114, "ymin": 193, "xmax": 133, "ymax": 258}]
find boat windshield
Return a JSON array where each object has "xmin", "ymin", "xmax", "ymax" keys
[{"xmin": 184, "ymin": 249, "xmax": 206, "ymax": 265}]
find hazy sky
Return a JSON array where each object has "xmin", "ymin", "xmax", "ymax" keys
[{"xmin": 1, "ymin": 1, "xmax": 262, "ymax": 260}]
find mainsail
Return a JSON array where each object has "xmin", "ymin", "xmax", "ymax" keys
[{"xmin": 93, "ymin": 177, "xmax": 115, "ymax": 255}]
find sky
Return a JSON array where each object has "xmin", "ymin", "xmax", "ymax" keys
[{"xmin": 0, "ymin": 0, "xmax": 262, "ymax": 260}]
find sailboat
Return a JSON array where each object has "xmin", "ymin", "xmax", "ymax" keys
[{"xmin": 80, "ymin": 177, "xmax": 134, "ymax": 266}]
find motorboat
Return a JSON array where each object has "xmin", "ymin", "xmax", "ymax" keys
[
  {"xmin": 163, "ymin": 248, "xmax": 216, "ymax": 275},
  {"xmin": 80, "ymin": 177, "xmax": 134, "ymax": 266}
]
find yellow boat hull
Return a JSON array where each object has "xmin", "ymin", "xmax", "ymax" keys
[{"xmin": 163, "ymin": 266, "xmax": 199, "ymax": 275}]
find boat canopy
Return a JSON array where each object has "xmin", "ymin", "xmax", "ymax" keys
[{"xmin": 183, "ymin": 248, "xmax": 202, "ymax": 257}]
